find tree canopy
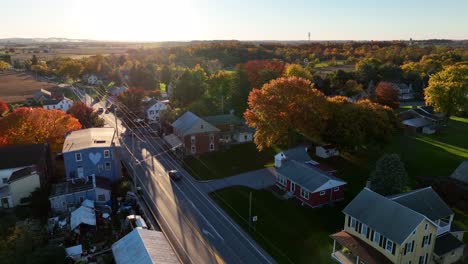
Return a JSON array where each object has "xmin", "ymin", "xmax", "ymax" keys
[
  {"xmin": 375, "ymin": 82, "xmax": 400, "ymax": 109},
  {"xmin": 370, "ymin": 153, "xmax": 408, "ymax": 195},
  {"xmin": 67, "ymin": 101, "xmax": 105, "ymax": 128}
]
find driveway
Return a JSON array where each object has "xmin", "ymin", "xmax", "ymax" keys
[{"xmin": 197, "ymin": 168, "xmax": 276, "ymax": 193}]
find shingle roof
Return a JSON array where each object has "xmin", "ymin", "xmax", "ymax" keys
[
  {"xmin": 0, "ymin": 144, "xmax": 48, "ymax": 170},
  {"xmin": 112, "ymin": 229, "xmax": 180, "ymax": 264},
  {"xmin": 276, "ymin": 160, "xmax": 345, "ymax": 192},
  {"xmin": 43, "ymin": 97, "xmax": 72, "ymax": 106},
  {"xmin": 279, "ymin": 146, "xmax": 311, "ymax": 163},
  {"xmin": 9, "ymin": 166, "xmax": 38, "ymax": 183},
  {"xmin": 402, "ymin": 117, "xmax": 431, "ymax": 128},
  {"xmin": 388, "ymin": 187, "xmax": 453, "ymax": 221},
  {"xmin": 202, "ymin": 114, "xmax": 244, "ymax": 127},
  {"xmin": 450, "ymin": 160, "xmax": 468, "ymax": 184},
  {"xmin": 433, "ymin": 232, "xmax": 464, "ymax": 256},
  {"xmin": 343, "ymin": 188, "xmax": 425, "ymax": 244},
  {"xmin": 172, "ymin": 111, "xmax": 219, "ymax": 137},
  {"xmin": 63, "ymin": 128, "xmax": 117, "ymax": 153}
]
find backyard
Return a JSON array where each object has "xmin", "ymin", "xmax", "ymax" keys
[{"xmin": 184, "ymin": 115, "xmax": 468, "ymax": 263}]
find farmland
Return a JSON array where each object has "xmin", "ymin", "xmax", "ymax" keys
[{"xmin": 0, "ymin": 72, "xmax": 55, "ymax": 103}]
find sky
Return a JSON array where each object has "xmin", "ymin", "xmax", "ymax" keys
[{"xmin": 1, "ymin": 0, "xmax": 468, "ymax": 41}]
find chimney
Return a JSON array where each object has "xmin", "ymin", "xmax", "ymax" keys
[
  {"xmin": 365, "ymin": 180, "xmax": 372, "ymax": 189},
  {"xmin": 275, "ymin": 153, "xmax": 286, "ymax": 168}
]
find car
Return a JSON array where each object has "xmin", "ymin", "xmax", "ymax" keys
[
  {"xmin": 167, "ymin": 170, "xmax": 182, "ymax": 181},
  {"xmin": 97, "ymin": 107, "xmax": 104, "ymax": 114},
  {"xmin": 105, "ymin": 108, "xmax": 110, "ymax": 114}
]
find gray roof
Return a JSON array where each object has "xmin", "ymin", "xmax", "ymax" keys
[
  {"xmin": 280, "ymin": 146, "xmax": 311, "ymax": 163},
  {"xmin": 402, "ymin": 117, "xmax": 431, "ymax": 128},
  {"xmin": 388, "ymin": 187, "xmax": 453, "ymax": 221},
  {"xmin": 277, "ymin": 160, "xmax": 345, "ymax": 192},
  {"xmin": 43, "ymin": 97, "xmax": 72, "ymax": 106},
  {"xmin": 112, "ymin": 229, "xmax": 180, "ymax": 264},
  {"xmin": 434, "ymin": 233, "xmax": 465, "ymax": 256},
  {"xmin": 450, "ymin": 160, "xmax": 468, "ymax": 184},
  {"xmin": 343, "ymin": 188, "xmax": 425, "ymax": 244},
  {"xmin": 202, "ymin": 114, "xmax": 244, "ymax": 127},
  {"xmin": 63, "ymin": 128, "xmax": 117, "ymax": 153},
  {"xmin": 9, "ymin": 166, "xmax": 38, "ymax": 183},
  {"xmin": 172, "ymin": 111, "xmax": 219, "ymax": 137}
]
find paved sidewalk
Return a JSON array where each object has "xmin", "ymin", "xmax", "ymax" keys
[{"xmin": 197, "ymin": 168, "xmax": 276, "ymax": 193}]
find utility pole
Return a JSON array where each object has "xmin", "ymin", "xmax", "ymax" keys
[
  {"xmin": 248, "ymin": 191, "xmax": 252, "ymax": 231},
  {"xmin": 114, "ymin": 108, "xmax": 119, "ymax": 137}
]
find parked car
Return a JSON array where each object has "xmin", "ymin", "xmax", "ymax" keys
[
  {"xmin": 97, "ymin": 107, "xmax": 104, "ymax": 114},
  {"xmin": 167, "ymin": 170, "xmax": 182, "ymax": 181}
]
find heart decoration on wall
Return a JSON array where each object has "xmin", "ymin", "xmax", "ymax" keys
[{"xmin": 89, "ymin": 152, "xmax": 102, "ymax": 165}]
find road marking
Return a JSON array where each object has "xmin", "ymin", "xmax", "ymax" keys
[{"xmin": 188, "ymin": 200, "xmax": 224, "ymax": 241}]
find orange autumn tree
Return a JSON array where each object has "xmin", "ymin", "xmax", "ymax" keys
[
  {"xmin": 244, "ymin": 60, "xmax": 285, "ymax": 88},
  {"xmin": 375, "ymin": 81, "xmax": 400, "ymax": 109},
  {"xmin": 244, "ymin": 77, "xmax": 329, "ymax": 150},
  {"xmin": 0, "ymin": 107, "xmax": 82, "ymax": 152},
  {"xmin": 0, "ymin": 101, "xmax": 8, "ymax": 116}
]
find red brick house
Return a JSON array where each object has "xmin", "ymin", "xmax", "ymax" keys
[
  {"xmin": 171, "ymin": 111, "xmax": 220, "ymax": 155},
  {"xmin": 274, "ymin": 147, "xmax": 346, "ymax": 207}
]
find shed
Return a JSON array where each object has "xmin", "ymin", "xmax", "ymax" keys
[{"xmin": 70, "ymin": 205, "xmax": 96, "ymax": 230}]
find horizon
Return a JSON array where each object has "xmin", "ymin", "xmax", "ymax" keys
[{"xmin": 2, "ymin": 0, "xmax": 468, "ymax": 42}]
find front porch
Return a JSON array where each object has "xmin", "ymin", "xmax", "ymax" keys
[{"xmin": 330, "ymin": 231, "xmax": 393, "ymax": 264}]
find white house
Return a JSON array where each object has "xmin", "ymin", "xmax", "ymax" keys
[
  {"xmin": 145, "ymin": 99, "xmax": 169, "ymax": 124},
  {"xmin": 43, "ymin": 97, "xmax": 73, "ymax": 112},
  {"xmin": 315, "ymin": 145, "xmax": 339, "ymax": 159},
  {"xmin": 87, "ymin": 74, "xmax": 101, "ymax": 85},
  {"xmin": 0, "ymin": 166, "xmax": 41, "ymax": 208}
]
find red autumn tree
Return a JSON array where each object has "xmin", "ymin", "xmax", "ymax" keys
[
  {"xmin": 67, "ymin": 101, "xmax": 105, "ymax": 128},
  {"xmin": 244, "ymin": 60, "xmax": 285, "ymax": 88},
  {"xmin": 0, "ymin": 101, "xmax": 8, "ymax": 115},
  {"xmin": 375, "ymin": 82, "xmax": 400, "ymax": 109},
  {"xmin": 0, "ymin": 107, "xmax": 82, "ymax": 152},
  {"xmin": 244, "ymin": 77, "xmax": 329, "ymax": 150}
]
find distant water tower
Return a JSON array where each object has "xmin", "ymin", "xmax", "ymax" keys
[{"xmin": 308, "ymin": 32, "xmax": 311, "ymax": 42}]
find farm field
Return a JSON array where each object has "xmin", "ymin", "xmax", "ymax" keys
[{"xmin": 0, "ymin": 72, "xmax": 56, "ymax": 103}]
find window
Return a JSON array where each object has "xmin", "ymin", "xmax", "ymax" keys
[
  {"xmin": 278, "ymin": 175, "xmax": 287, "ymax": 186},
  {"xmin": 191, "ymin": 136, "xmax": 196, "ymax": 144},
  {"xmin": 290, "ymin": 182, "xmax": 296, "ymax": 192},
  {"xmin": 191, "ymin": 145, "xmax": 196, "ymax": 154},
  {"xmin": 209, "ymin": 134, "xmax": 214, "ymax": 142},
  {"xmin": 386, "ymin": 239, "xmax": 394, "ymax": 253},
  {"xmin": 333, "ymin": 187, "xmax": 339, "ymax": 192},
  {"xmin": 105, "ymin": 162, "xmax": 111, "ymax": 171},
  {"xmin": 373, "ymin": 231, "xmax": 381, "ymax": 244},
  {"xmin": 155, "ymin": 110, "xmax": 159, "ymax": 114},
  {"xmin": 98, "ymin": 164, "xmax": 103, "ymax": 172},
  {"xmin": 351, "ymin": 217, "xmax": 357, "ymax": 228},
  {"xmin": 319, "ymin": 191, "xmax": 326, "ymax": 196},
  {"xmin": 98, "ymin": 194, "xmax": 106, "ymax": 201},
  {"xmin": 2, "ymin": 178, "xmax": 7, "ymax": 184},
  {"xmin": 361, "ymin": 224, "xmax": 368, "ymax": 237},
  {"xmin": 149, "ymin": 110, "xmax": 154, "ymax": 115},
  {"xmin": 419, "ymin": 253, "xmax": 428, "ymax": 264},
  {"xmin": 104, "ymin": 150, "xmax": 110, "ymax": 158},
  {"xmin": 300, "ymin": 188, "xmax": 309, "ymax": 199},
  {"xmin": 62, "ymin": 201, "xmax": 66, "ymax": 207},
  {"xmin": 209, "ymin": 143, "xmax": 215, "ymax": 151},
  {"xmin": 405, "ymin": 240, "xmax": 415, "ymax": 255},
  {"xmin": 79, "ymin": 197, "xmax": 84, "ymax": 203},
  {"xmin": 424, "ymin": 223, "xmax": 428, "ymax": 230},
  {"xmin": 422, "ymin": 234, "xmax": 432, "ymax": 248},
  {"xmin": 244, "ymin": 135, "xmax": 248, "ymax": 140},
  {"xmin": 75, "ymin": 153, "xmax": 82, "ymax": 161}
]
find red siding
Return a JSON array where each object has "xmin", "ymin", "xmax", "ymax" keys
[
  {"xmin": 276, "ymin": 178, "xmax": 345, "ymax": 207},
  {"xmin": 182, "ymin": 132, "xmax": 219, "ymax": 155}
]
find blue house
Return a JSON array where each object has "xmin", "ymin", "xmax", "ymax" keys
[{"xmin": 63, "ymin": 128, "xmax": 121, "ymax": 183}]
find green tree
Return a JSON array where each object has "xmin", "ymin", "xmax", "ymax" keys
[
  {"xmin": 57, "ymin": 60, "xmax": 84, "ymax": 82},
  {"xmin": 283, "ymin": 63, "xmax": 312, "ymax": 79},
  {"xmin": 173, "ymin": 66, "xmax": 207, "ymax": 107},
  {"xmin": 355, "ymin": 58, "xmax": 382, "ymax": 85},
  {"xmin": 370, "ymin": 154, "xmax": 408, "ymax": 195},
  {"xmin": 424, "ymin": 64, "xmax": 468, "ymax": 117},
  {"xmin": 230, "ymin": 64, "xmax": 251, "ymax": 116}
]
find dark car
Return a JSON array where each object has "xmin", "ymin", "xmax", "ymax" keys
[
  {"xmin": 97, "ymin": 107, "xmax": 104, "ymax": 114},
  {"xmin": 167, "ymin": 170, "xmax": 182, "ymax": 181}
]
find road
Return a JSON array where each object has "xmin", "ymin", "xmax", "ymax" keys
[{"xmin": 70, "ymin": 87, "xmax": 276, "ymax": 264}]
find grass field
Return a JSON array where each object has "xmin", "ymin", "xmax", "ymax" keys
[
  {"xmin": 0, "ymin": 72, "xmax": 56, "ymax": 103},
  {"xmin": 187, "ymin": 116, "xmax": 468, "ymax": 264}
]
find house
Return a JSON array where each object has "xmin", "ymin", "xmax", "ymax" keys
[
  {"xmin": 49, "ymin": 176, "xmax": 111, "ymax": 212},
  {"xmin": 315, "ymin": 144, "xmax": 339, "ymax": 159},
  {"xmin": 274, "ymin": 147, "xmax": 346, "ymax": 207},
  {"xmin": 31, "ymin": 88, "xmax": 52, "ymax": 103},
  {"xmin": 391, "ymin": 83, "xmax": 414, "ymax": 101},
  {"xmin": 0, "ymin": 166, "xmax": 41, "ymax": 208},
  {"xmin": 202, "ymin": 114, "xmax": 254, "ymax": 144},
  {"xmin": 43, "ymin": 96, "xmax": 73, "ymax": 112},
  {"xmin": 63, "ymin": 128, "xmax": 121, "ymax": 182},
  {"xmin": 170, "ymin": 111, "xmax": 220, "ymax": 155},
  {"xmin": 449, "ymin": 160, "xmax": 468, "ymax": 184},
  {"xmin": 145, "ymin": 99, "xmax": 169, "ymax": 124},
  {"xmin": 86, "ymin": 74, "xmax": 101, "ymax": 85},
  {"xmin": 330, "ymin": 187, "xmax": 465, "ymax": 264},
  {"xmin": 399, "ymin": 106, "xmax": 445, "ymax": 134},
  {"xmin": 112, "ymin": 228, "xmax": 180, "ymax": 264},
  {"xmin": 0, "ymin": 143, "xmax": 52, "ymax": 190}
]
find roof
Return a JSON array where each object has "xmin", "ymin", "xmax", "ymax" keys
[
  {"xmin": 172, "ymin": 111, "xmax": 219, "ymax": 137},
  {"xmin": 33, "ymin": 89, "xmax": 51, "ymax": 100},
  {"xmin": 433, "ymin": 233, "xmax": 465, "ymax": 256},
  {"xmin": 65, "ymin": 245, "xmax": 83, "ymax": 257},
  {"xmin": 277, "ymin": 146, "xmax": 311, "ymax": 163},
  {"xmin": 330, "ymin": 231, "xmax": 393, "ymax": 264},
  {"xmin": 63, "ymin": 128, "xmax": 117, "ymax": 153},
  {"xmin": 144, "ymin": 98, "xmax": 168, "ymax": 111},
  {"xmin": 50, "ymin": 177, "xmax": 111, "ymax": 197},
  {"xmin": 343, "ymin": 188, "xmax": 425, "ymax": 244},
  {"xmin": 450, "ymin": 160, "xmax": 468, "ymax": 184},
  {"xmin": 112, "ymin": 229, "xmax": 180, "ymax": 264},
  {"xmin": 9, "ymin": 166, "xmax": 38, "ymax": 183},
  {"xmin": 402, "ymin": 117, "xmax": 431, "ymax": 128},
  {"xmin": 202, "ymin": 114, "xmax": 244, "ymax": 127},
  {"xmin": 0, "ymin": 143, "xmax": 49, "ymax": 170},
  {"xmin": 43, "ymin": 97, "xmax": 72, "ymax": 106},
  {"xmin": 276, "ymin": 160, "xmax": 345, "ymax": 193},
  {"xmin": 388, "ymin": 187, "xmax": 453, "ymax": 221},
  {"xmin": 163, "ymin": 134, "xmax": 183, "ymax": 149},
  {"xmin": 412, "ymin": 107, "xmax": 444, "ymax": 121},
  {"xmin": 70, "ymin": 205, "xmax": 96, "ymax": 230}
]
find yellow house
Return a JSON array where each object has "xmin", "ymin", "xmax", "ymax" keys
[{"xmin": 331, "ymin": 187, "xmax": 465, "ymax": 264}]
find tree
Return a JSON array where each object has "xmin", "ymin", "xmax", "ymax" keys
[
  {"xmin": 0, "ymin": 101, "xmax": 8, "ymax": 116},
  {"xmin": 57, "ymin": 60, "xmax": 84, "ymax": 82},
  {"xmin": 424, "ymin": 64, "xmax": 468, "ymax": 117},
  {"xmin": 375, "ymin": 82, "xmax": 400, "ymax": 109},
  {"xmin": 31, "ymin": 62, "xmax": 49, "ymax": 76},
  {"xmin": 355, "ymin": 58, "xmax": 382, "ymax": 85},
  {"xmin": 160, "ymin": 64, "xmax": 172, "ymax": 84},
  {"xmin": 342, "ymin": 80, "xmax": 363, "ymax": 97},
  {"xmin": 370, "ymin": 153, "xmax": 408, "ymax": 195},
  {"xmin": 207, "ymin": 71, "xmax": 234, "ymax": 114},
  {"xmin": 31, "ymin": 55, "xmax": 38, "ymax": 65},
  {"xmin": 244, "ymin": 60, "xmax": 284, "ymax": 88},
  {"xmin": 67, "ymin": 101, "xmax": 105, "ymax": 128},
  {"xmin": 283, "ymin": 64, "xmax": 312, "ymax": 80},
  {"xmin": 173, "ymin": 66, "xmax": 207, "ymax": 107},
  {"xmin": 0, "ymin": 107, "xmax": 82, "ymax": 152},
  {"xmin": 244, "ymin": 77, "xmax": 329, "ymax": 150},
  {"xmin": 117, "ymin": 88, "xmax": 145, "ymax": 114},
  {"xmin": 378, "ymin": 63, "xmax": 403, "ymax": 82},
  {"xmin": 230, "ymin": 64, "xmax": 252, "ymax": 116},
  {"xmin": 0, "ymin": 61, "xmax": 9, "ymax": 71}
]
